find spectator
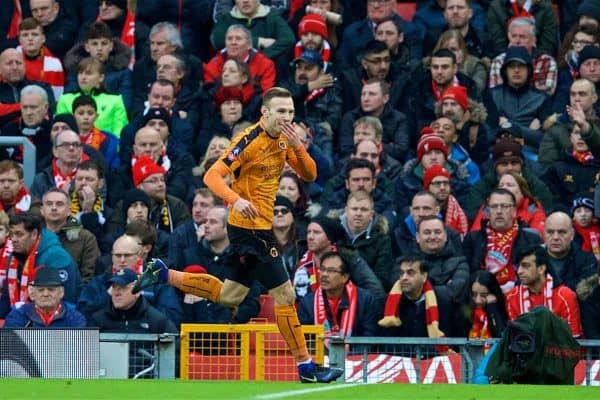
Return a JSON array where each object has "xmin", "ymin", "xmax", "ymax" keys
[
  {"xmin": 3, "ymin": 267, "xmax": 86, "ymax": 328},
  {"xmin": 541, "ymin": 78, "xmax": 600, "ymax": 166},
  {"xmin": 211, "ymin": 0, "xmax": 295, "ymax": 62},
  {"xmin": 432, "ymin": 28, "xmax": 487, "ymax": 94},
  {"xmin": 486, "ymin": 0, "xmax": 558, "ymax": 57},
  {"xmin": 168, "ymin": 188, "xmax": 218, "ymax": 269},
  {"xmin": 338, "ymin": 190, "xmax": 394, "ymax": 291},
  {"xmin": 56, "ymin": 57, "xmax": 128, "ymax": 137},
  {"xmin": 289, "ymin": 0, "xmax": 344, "ymax": 49},
  {"xmin": 0, "ymin": 161, "xmax": 40, "ymax": 215},
  {"xmin": 578, "ymin": 46, "xmax": 600, "ymax": 98},
  {"xmin": 70, "ymin": 160, "xmax": 113, "ymax": 249},
  {"xmin": 292, "ymin": 14, "xmax": 334, "ymax": 72},
  {"xmin": 488, "ymin": 17, "xmax": 558, "ymax": 96},
  {"xmin": 506, "ymin": 245, "xmax": 582, "ymax": 337},
  {"xmin": 471, "ymin": 171, "xmax": 546, "ymax": 236},
  {"xmin": 272, "ymin": 195, "xmax": 303, "ymax": 278},
  {"xmin": 577, "ymin": 0, "xmax": 600, "ymax": 30},
  {"xmin": 571, "ymin": 195, "xmax": 600, "ymax": 263},
  {"xmin": 298, "ymin": 251, "xmax": 381, "ymax": 349},
  {"xmin": 64, "ymin": 21, "xmax": 132, "ymax": 110},
  {"xmin": 204, "ymin": 24, "xmax": 276, "ymax": 93},
  {"xmin": 430, "ymin": 115, "xmax": 481, "ymax": 184},
  {"xmin": 411, "ymin": 48, "xmax": 479, "ymax": 131},
  {"xmin": 0, "ymin": 0, "xmax": 28, "ymax": 51},
  {"xmin": 0, "ymin": 48, "xmax": 55, "ymax": 128},
  {"xmin": 463, "ymin": 188, "xmax": 542, "ymax": 294},
  {"xmin": 375, "ymin": 16, "xmax": 418, "ymax": 73},
  {"xmin": 1, "ymin": 84, "xmax": 53, "ymax": 170},
  {"xmin": 0, "ymin": 212, "xmax": 81, "ymax": 318},
  {"xmin": 101, "ymin": 188, "xmax": 151, "ymax": 253},
  {"xmin": 17, "ymin": 18, "xmax": 64, "ymax": 100},
  {"xmin": 553, "ymin": 26, "xmax": 600, "ymax": 114},
  {"xmin": 95, "ymin": 0, "xmax": 135, "ymax": 54},
  {"xmin": 339, "ymin": 78, "xmax": 410, "ymax": 162},
  {"xmin": 88, "ymin": 268, "xmax": 178, "ymax": 333},
  {"xmin": 465, "ymin": 138, "xmax": 553, "ymax": 220},
  {"xmin": 29, "ymin": 0, "xmax": 78, "ymax": 58},
  {"xmin": 30, "ymin": 130, "xmax": 83, "ymax": 198},
  {"xmin": 423, "ymin": 165, "xmax": 468, "ymax": 239},
  {"xmin": 40, "ymin": 188, "xmax": 100, "ymax": 283},
  {"xmin": 542, "ymin": 211, "xmax": 597, "ymax": 293},
  {"xmin": 469, "ymin": 270, "xmax": 507, "ymax": 339},
  {"xmin": 378, "ymin": 255, "xmax": 455, "ymax": 350},
  {"xmin": 277, "ymin": 171, "xmax": 310, "ymax": 235}
]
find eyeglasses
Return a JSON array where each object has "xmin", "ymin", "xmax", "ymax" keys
[
  {"xmin": 112, "ymin": 252, "xmax": 138, "ymax": 259},
  {"xmin": 56, "ymin": 142, "xmax": 82, "ymax": 149},
  {"xmin": 273, "ymin": 208, "xmax": 290, "ymax": 216},
  {"xmin": 318, "ymin": 267, "xmax": 344, "ymax": 274},
  {"xmin": 429, "ymin": 180, "xmax": 450, "ymax": 188},
  {"xmin": 488, "ymin": 203, "xmax": 514, "ymax": 211}
]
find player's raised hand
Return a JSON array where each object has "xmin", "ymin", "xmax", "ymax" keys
[{"xmin": 281, "ymin": 121, "xmax": 303, "ymax": 149}]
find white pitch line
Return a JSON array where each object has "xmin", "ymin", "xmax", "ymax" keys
[{"xmin": 252, "ymin": 383, "xmax": 369, "ymax": 400}]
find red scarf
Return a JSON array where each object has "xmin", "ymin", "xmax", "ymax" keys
[
  {"xmin": 7, "ymin": 0, "xmax": 22, "ymax": 39},
  {"xmin": 510, "ymin": 0, "xmax": 533, "ymax": 18},
  {"xmin": 120, "ymin": 10, "xmax": 135, "ymax": 49},
  {"xmin": 52, "ymin": 159, "xmax": 77, "ymax": 192},
  {"xmin": 293, "ymin": 40, "xmax": 332, "ymax": 71},
  {"xmin": 514, "ymin": 274, "xmax": 554, "ymax": 315},
  {"xmin": 574, "ymin": 221, "xmax": 600, "ymax": 263},
  {"xmin": 112, "ymin": 260, "xmax": 143, "ymax": 275},
  {"xmin": 444, "ymin": 195, "xmax": 469, "ymax": 239},
  {"xmin": 379, "ymin": 280, "xmax": 449, "ymax": 353},
  {"xmin": 0, "ymin": 236, "xmax": 39, "ymax": 307},
  {"xmin": 484, "ymin": 221, "xmax": 518, "ymax": 294},
  {"xmin": 572, "ymin": 149, "xmax": 595, "ymax": 164},
  {"xmin": 80, "ymin": 127, "xmax": 106, "ymax": 150},
  {"xmin": 294, "ymin": 250, "xmax": 320, "ymax": 296},
  {"xmin": 469, "ymin": 307, "xmax": 492, "ymax": 339},
  {"xmin": 431, "ymin": 76, "xmax": 460, "ymax": 102},
  {"xmin": 35, "ymin": 303, "xmax": 62, "ymax": 326},
  {"xmin": 0, "ymin": 186, "xmax": 31, "ymax": 213},
  {"xmin": 314, "ymin": 282, "xmax": 358, "ymax": 346}
]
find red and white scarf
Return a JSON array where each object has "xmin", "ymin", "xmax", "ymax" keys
[
  {"xmin": 0, "ymin": 236, "xmax": 39, "ymax": 307},
  {"xmin": 510, "ymin": 0, "xmax": 533, "ymax": 18},
  {"xmin": 484, "ymin": 221, "xmax": 518, "ymax": 293},
  {"xmin": 572, "ymin": 149, "xmax": 595, "ymax": 164},
  {"xmin": 36, "ymin": 303, "xmax": 63, "ymax": 326},
  {"xmin": 469, "ymin": 307, "xmax": 492, "ymax": 339},
  {"xmin": 431, "ymin": 76, "xmax": 460, "ymax": 102},
  {"xmin": 514, "ymin": 274, "xmax": 554, "ymax": 315},
  {"xmin": 52, "ymin": 159, "xmax": 77, "ymax": 192},
  {"xmin": 112, "ymin": 260, "xmax": 143, "ymax": 275},
  {"xmin": 294, "ymin": 250, "xmax": 320, "ymax": 296},
  {"xmin": 314, "ymin": 281, "xmax": 358, "ymax": 342},
  {"xmin": 573, "ymin": 221, "xmax": 600, "ymax": 263},
  {"xmin": 445, "ymin": 195, "xmax": 469, "ymax": 238},
  {"xmin": 379, "ymin": 280, "xmax": 449, "ymax": 353},
  {"xmin": 7, "ymin": 0, "xmax": 22, "ymax": 39},
  {"xmin": 293, "ymin": 40, "xmax": 332, "ymax": 71},
  {"xmin": 0, "ymin": 186, "xmax": 31, "ymax": 213}
]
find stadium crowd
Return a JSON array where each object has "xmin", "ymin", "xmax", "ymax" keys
[{"xmin": 0, "ymin": 0, "xmax": 600, "ymax": 347}]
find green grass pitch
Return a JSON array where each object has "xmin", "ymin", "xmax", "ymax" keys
[{"xmin": 0, "ymin": 379, "xmax": 598, "ymax": 400}]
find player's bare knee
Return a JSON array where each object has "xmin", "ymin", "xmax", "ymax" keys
[{"xmin": 270, "ymin": 282, "xmax": 296, "ymax": 306}]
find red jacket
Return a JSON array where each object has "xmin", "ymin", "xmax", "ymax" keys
[
  {"xmin": 203, "ymin": 49, "xmax": 275, "ymax": 93},
  {"xmin": 506, "ymin": 283, "xmax": 582, "ymax": 337}
]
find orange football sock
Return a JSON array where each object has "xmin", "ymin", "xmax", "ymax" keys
[
  {"xmin": 274, "ymin": 304, "xmax": 310, "ymax": 363},
  {"xmin": 168, "ymin": 270, "xmax": 223, "ymax": 303}
]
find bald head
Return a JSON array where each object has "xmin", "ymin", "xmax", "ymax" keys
[
  {"xmin": 544, "ymin": 212, "xmax": 574, "ymax": 258},
  {"xmin": 111, "ymin": 235, "xmax": 142, "ymax": 270},
  {"xmin": 0, "ymin": 49, "xmax": 25, "ymax": 85},
  {"xmin": 133, "ymin": 127, "xmax": 165, "ymax": 160}
]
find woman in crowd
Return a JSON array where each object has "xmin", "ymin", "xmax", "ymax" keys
[
  {"xmin": 272, "ymin": 195, "xmax": 305, "ymax": 278},
  {"xmin": 278, "ymin": 171, "xmax": 311, "ymax": 235},
  {"xmin": 470, "ymin": 172, "xmax": 546, "ymax": 236},
  {"xmin": 469, "ymin": 270, "xmax": 508, "ymax": 339}
]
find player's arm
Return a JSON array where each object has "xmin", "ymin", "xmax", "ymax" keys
[
  {"xmin": 281, "ymin": 122, "xmax": 317, "ymax": 182},
  {"xmin": 203, "ymin": 160, "xmax": 259, "ymax": 219}
]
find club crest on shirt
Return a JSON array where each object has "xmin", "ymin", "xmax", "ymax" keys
[
  {"xmin": 228, "ymin": 147, "xmax": 241, "ymax": 161},
  {"xmin": 278, "ymin": 141, "xmax": 287, "ymax": 150},
  {"xmin": 270, "ymin": 247, "xmax": 279, "ymax": 258}
]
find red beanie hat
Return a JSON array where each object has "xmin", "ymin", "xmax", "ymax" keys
[
  {"xmin": 298, "ymin": 14, "xmax": 328, "ymax": 40},
  {"xmin": 420, "ymin": 126, "xmax": 435, "ymax": 137},
  {"xmin": 132, "ymin": 156, "xmax": 166, "ymax": 187},
  {"xmin": 423, "ymin": 165, "xmax": 451, "ymax": 189},
  {"xmin": 215, "ymin": 86, "xmax": 244, "ymax": 108},
  {"xmin": 417, "ymin": 135, "xmax": 448, "ymax": 161},
  {"xmin": 441, "ymin": 86, "xmax": 468, "ymax": 111}
]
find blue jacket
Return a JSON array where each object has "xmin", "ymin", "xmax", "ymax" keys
[
  {"xmin": 4, "ymin": 301, "xmax": 86, "ymax": 328},
  {"xmin": 450, "ymin": 144, "xmax": 481, "ymax": 185},
  {"xmin": 77, "ymin": 271, "xmax": 184, "ymax": 326}
]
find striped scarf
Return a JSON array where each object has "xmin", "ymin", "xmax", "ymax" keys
[
  {"xmin": 293, "ymin": 39, "xmax": 332, "ymax": 71},
  {"xmin": 469, "ymin": 307, "xmax": 492, "ymax": 339},
  {"xmin": 69, "ymin": 189, "xmax": 103, "ymax": 216},
  {"xmin": 444, "ymin": 194, "xmax": 468, "ymax": 238},
  {"xmin": 0, "ymin": 236, "xmax": 39, "ymax": 307},
  {"xmin": 378, "ymin": 280, "xmax": 449, "ymax": 353},
  {"xmin": 515, "ymin": 274, "xmax": 554, "ymax": 315},
  {"xmin": 314, "ymin": 281, "xmax": 357, "ymax": 346},
  {"xmin": 484, "ymin": 221, "xmax": 518, "ymax": 294}
]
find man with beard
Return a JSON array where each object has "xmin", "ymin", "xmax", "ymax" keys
[
  {"xmin": 292, "ymin": 14, "xmax": 334, "ymax": 72},
  {"xmin": 411, "ymin": 49, "xmax": 479, "ymax": 131},
  {"xmin": 437, "ymin": 85, "xmax": 489, "ymax": 166},
  {"xmin": 0, "ymin": 161, "xmax": 39, "ymax": 215}
]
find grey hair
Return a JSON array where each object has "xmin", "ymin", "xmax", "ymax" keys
[
  {"xmin": 150, "ymin": 22, "xmax": 183, "ymax": 49},
  {"xmin": 508, "ymin": 17, "xmax": 536, "ymax": 37},
  {"xmin": 353, "ymin": 116, "xmax": 383, "ymax": 139},
  {"xmin": 20, "ymin": 85, "xmax": 48, "ymax": 104},
  {"xmin": 226, "ymin": 24, "xmax": 253, "ymax": 46},
  {"xmin": 53, "ymin": 129, "xmax": 79, "ymax": 147}
]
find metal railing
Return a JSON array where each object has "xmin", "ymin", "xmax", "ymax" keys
[{"xmin": 0, "ymin": 137, "xmax": 36, "ymax": 188}]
